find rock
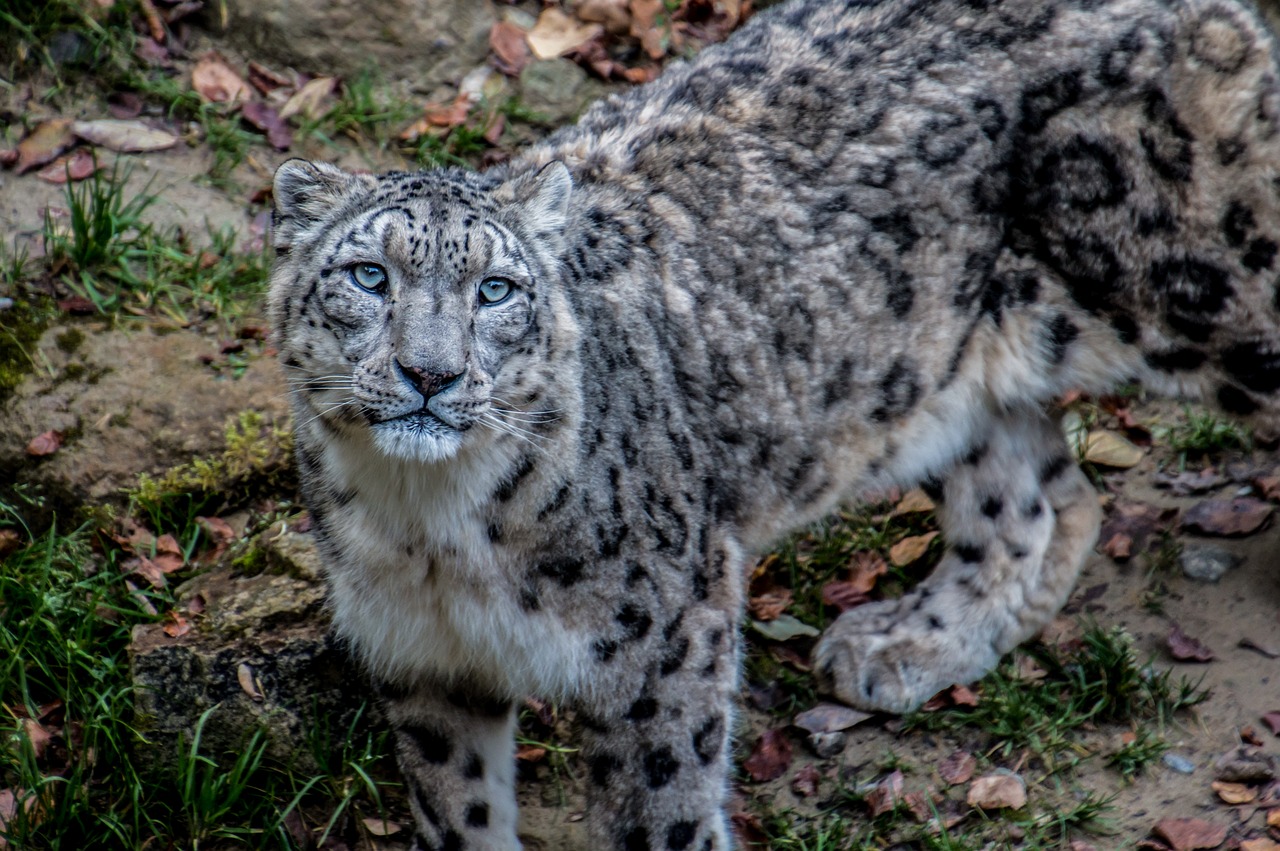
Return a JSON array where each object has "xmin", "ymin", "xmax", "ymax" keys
[
  {"xmin": 1214, "ymin": 746, "xmax": 1277, "ymax": 784},
  {"xmin": 0, "ymin": 323, "xmax": 290, "ymax": 527},
  {"xmin": 1163, "ymin": 752, "xmax": 1196, "ymax": 774},
  {"xmin": 1179, "ymin": 545, "xmax": 1242, "ymax": 583},
  {"xmin": 212, "ymin": 0, "xmax": 495, "ymax": 88},
  {"xmin": 518, "ymin": 59, "xmax": 603, "ymax": 126},
  {"xmin": 806, "ymin": 730, "xmax": 847, "ymax": 758},
  {"xmin": 129, "ymin": 530, "xmax": 364, "ymax": 770}
]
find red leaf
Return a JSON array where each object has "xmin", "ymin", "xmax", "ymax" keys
[
  {"xmin": 36, "ymin": 148, "xmax": 100, "ymax": 183},
  {"xmin": 864, "ymin": 770, "xmax": 905, "ymax": 817},
  {"xmin": 938, "ymin": 749, "xmax": 977, "ymax": 785},
  {"xmin": 241, "ymin": 101, "xmax": 293, "ymax": 150},
  {"xmin": 26, "ymin": 430, "xmax": 63, "ymax": 457},
  {"xmin": 489, "ymin": 21, "xmax": 532, "ymax": 76},
  {"xmin": 247, "ymin": 61, "xmax": 292, "ymax": 95},
  {"xmin": 1151, "ymin": 818, "xmax": 1228, "ymax": 851},
  {"xmin": 56, "ymin": 296, "xmax": 96, "ymax": 315},
  {"xmin": 1167, "ymin": 624, "xmax": 1215, "ymax": 662},
  {"xmin": 162, "ymin": 612, "xmax": 191, "ymax": 638},
  {"xmin": 791, "ymin": 764, "xmax": 820, "ymax": 797},
  {"xmin": 742, "ymin": 728, "xmax": 792, "ymax": 782}
]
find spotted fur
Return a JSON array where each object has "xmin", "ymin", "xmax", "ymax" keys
[{"xmin": 270, "ymin": 0, "xmax": 1280, "ymax": 846}]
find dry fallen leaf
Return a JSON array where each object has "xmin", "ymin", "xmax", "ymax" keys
[
  {"xmin": 864, "ymin": 770, "xmax": 905, "ymax": 817},
  {"xmin": 527, "ymin": 7, "xmax": 604, "ymax": 59},
  {"xmin": 192, "ymin": 53, "xmax": 252, "ymax": 105},
  {"xmin": 278, "ymin": 76, "xmax": 337, "ymax": 121},
  {"xmin": 742, "ymin": 728, "xmax": 792, "ymax": 782},
  {"xmin": 790, "ymin": 763, "xmax": 820, "ymax": 798},
  {"xmin": 1084, "ymin": 428, "xmax": 1145, "ymax": 468},
  {"xmin": 237, "ymin": 662, "xmax": 264, "ymax": 701},
  {"xmin": 71, "ymin": 119, "xmax": 178, "ymax": 152},
  {"xmin": 1181, "ymin": 498, "xmax": 1273, "ymax": 537},
  {"xmin": 1261, "ymin": 711, "xmax": 1280, "ymax": 736},
  {"xmin": 1211, "ymin": 780, "xmax": 1256, "ymax": 804},
  {"xmin": 489, "ymin": 21, "xmax": 532, "ymax": 76},
  {"xmin": 362, "ymin": 817, "xmax": 403, "ymax": 837},
  {"xmin": 889, "ymin": 531, "xmax": 939, "ymax": 566},
  {"xmin": 26, "ymin": 430, "xmax": 63, "ymax": 457},
  {"xmin": 162, "ymin": 612, "xmax": 191, "ymax": 638},
  {"xmin": 938, "ymin": 749, "xmax": 977, "ymax": 785},
  {"xmin": 1240, "ymin": 838, "xmax": 1280, "ymax": 851},
  {"xmin": 1097, "ymin": 501, "xmax": 1179, "ymax": 560},
  {"xmin": 893, "ymin": 488, "xmax": 936, "ymax": 515},
  {"xmin": 967, "ymin": 772, "xmax": 1027, "ymax": 810},
  {"xmin": 577, "ymin": 0, "xmax": 631, "ymax": 34},
  {"xmin": 515, "ymin": 743, "xmax": 546, "ymax": 762},
  {"xmin": 792, "ymin": 703, "xmax": 873, "ymax": 735},
  {"xmin": 1151, "ymin": 817, "xmax": 1228, "ymax": 851},
  {"xmin": 1167, "ymin": 624, "xmax": 1215, "ymax": 663},
  {"xmin": 36, "ymin": 149, "xmax": 100, "ymax": 183},
  {"xmin": 14, "ymin": 119, "xmax": 75, "ymax": 175},
  {"xmin": 747, "ymin": 587, "xmax": 792, "ymax": 622},
  {"xmin": 819, "ymin": 579, "xmax": 868, "ymax": 612}
]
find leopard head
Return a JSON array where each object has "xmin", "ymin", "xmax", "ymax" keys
[{"xmin": 269, "ymin": 159, "xmax": 573, "ymax": 463}]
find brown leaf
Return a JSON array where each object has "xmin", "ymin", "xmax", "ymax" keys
[
  {"xmin": 949, "ymin": 684, "xmax": 980, "ymax": 706},
  {"xmin": 747, "ymin": 587, "xmax": 792, "ymax": 622},
  {"xmin": 1240, "ymin": 838, "xmax": 1280, "ymax": 851},
  {"xmin": 1151, "ymin": 818, "xmax": 1228, "ymax": 850},
  {"xmin": 819, "ymin": 579, "xmax": 868, "ymax": 612},
  {"xmin": 153, "ymin": 533, "xmax": 185, "ymax": 574},
  {"xmin": 56, "ymin": 296, "xmax": 96, "ymax": 315},
  {"xmin": 1240, "ymin": 725, "xmax": 1264, "ymax": 747},
  {"xmin": 743, "ymin": 728, "xmax": 792, "ymax": 782},
  {"xmin": 1253, "ymin": 472, "xmax": 1280, "ymax": 501},
  {"xmin": 192, "ymin": 53, "xmax": 252, "ymax": 105},
  {"xmin": 26, "ymin": 430, "xmax": 63, "ymax": 457},
  {"xmin": 279, "ymin": 76, "xmax": 337, "ymax": 121},
  {"xmin": 730, "ymin": 809, "xmax": 769, "ymax": 849},
  {"xmin": 1101, "ymin": 532, "xmax": 1133, "ymax": 560},
  {"xmin": 792, "ymin": 703, "xmax": 873, "ymax": 735},
  {"xmin": 1084, "ymin": 429, "xmax": 1145, "ymax": 468},
  {"xmin": 0, "ymin": 788, "xmax": 40, "ymax": 841},
  {"xmin": 846, "ymin": 551, "xmax": 889, "ymax": 594},
  {"xmin": 1182, "ymin": 498, "xmax": 1273, "ymax": 537},
  {"xmin": 21, "ymin": 719, "xmax": 53, "ymax": 759},
  {"xmin": 1154, "ymin": 468, "xmax": 1226, "ymax": 496},
  {"xmin": 889, "ymin": 531, "xmax": 939, "ymax": 566},
  {"xmin": 577, "ymin": 0, "xmax": 632, "ymax": 33},
  {"xmin": 236, "ymin": 661, "xmax": 263, "ymax": 699},
  {"xmin": 240, "ymin": 102, "xmax": 293, "ymax": 150},
  {"xmin": 528, "ymin": 8, "xmax": 604, "ymax": 59},
  {"xmin": 893, "ymin": 488, "xmax": 936, "ymax": 515},
  {"xmin": 127, "ymin": 556, "xmax": 167, "ymax": 589},
  {"xmin": 107, "ymin": 91, "xmax": 144, "ymax": 119},
  {"xmin": 36, "ymin": 148, "xmax": 100, "ymax": 183},
  {"xmin": 361, "ymin": 817, "xmax": 403, "ymax": 837},
  {"xmin": 134, "ymin": 36, "xmax": 171, "ymax": 66},
  {"xmin": 247, "ymin": 61, "xmax": 292, "ymax": 95},
  {"xmin": 1261, "ymin": 712, "xmax": 1280, "ymax": 736},
  {"xmin": 1167, "ymin": 624, "xmax": 1215, "ymax": 662},
  {"xmin": 967, "ymin": 772, "xmax": 1027, "ymax": 810},
  {"xmin": 1098, "ymin": 501, "xmax": 1179, "ymax": 560},
  {"xmin": 790, "ymin": 764, "xmax": 820, "ymax": 797},
  {"xmin": 0, "ymin": 529, "xmax": 21, "ymax": 559},
  {"xmin": 71, "ymin": 119, "xmax": 178, "ymax": 152},
  {"xmin": 1211, "ymin": 780, "xmax": 1256, "ymax": 804},
  {"xmin": 864, "ymin": 770, "xmax": 905, "ymax": 817},
  {"xmin": 938, "ymin": 749, "xmax": 977, "ymax": 785},
  {"xmin": 162, "ymin": 612, "xmax": 191, "ymax": 638},
  {"xmin": 489, "ymin": 21, "xmax": 532, "ymax": 76},
  {"xmin": 515, "ymin": 743, "xmax": 546, "ymax": 762},
  {"xmin": 14, "ymin": 119, "xmax": 74, "ymax": 175}
]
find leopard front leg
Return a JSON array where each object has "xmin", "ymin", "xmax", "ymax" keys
[
  {"xmin": 577, "ymin": 602, "xmax": 738, "ymax": 851},
  {"xmin": 814, "ymin": 405, "xmax": 1101, "ymax": 713},
  {"xmin": 375, "ymin": 679, "xmax": 519, "ymax": 851}
]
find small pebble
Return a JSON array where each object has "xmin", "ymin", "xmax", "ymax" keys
[
  {"xmin": 1179, "ymin": 544, "xmax": 1241, "ymax": 583},
  {"xmin": 807, "ymin": 731, "xmax": 847, "ymax": 759},
  {"xmin": 1163, "ymin": 753, "xmax": 1195, "ymax": 774},
  {"xmin": 0, "ymin": 297, "xmax": 13, "ymax": 311}
]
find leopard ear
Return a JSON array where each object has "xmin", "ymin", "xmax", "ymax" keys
[
  {"xmin": 272, "ymin": 159, "xmax": 371, "ymax": 250},
  {"xmin": 498, "ymin": 161, "xmax": 572, "ymax": 242}
]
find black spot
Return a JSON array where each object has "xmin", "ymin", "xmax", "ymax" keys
[
  {"xmin": 617, "ymin": 604, "xmax": 653, "ymax": 641},
  {"xmin": 920, "ymin": 476, "xmax": 945, "ymax": 502},
  {"xmin": 692, "ymin": 715, "xmax": 723, "ymax": 765},
  {"xmin": 446, "ymin": 689, "xmax": 510, "ymax": 718},
  {"xmin": 980, "ymin": 496, "xmax": 1004, "ymax": 518},
  {"xmin": 1244, "ymin": 238, "xmax": 1277, "ymax": 272},
  {"xmin": 928, "ymin": 615, "xmax": 944, "ymax": 630},
  {"xmin": 1023, "ymin": 498, "xmax": 1044, "ymax": 519},
  {"xmin": 1144, "ymin": 347, "xmax": 1207, "ymax": 372},
  {"xmin": 493, "ymin": 454, "xmax": 536, "ymax": 502},
  {"xmin": 1040, "ymin": 455, "xmax": 1071, "ymax": 482},
  {"xmin": 1222, "ymin": 200, "xmax": 1255, "ymax": 246},
  {"xmin": 622, "ymin": 827, "xmax": 651, "ymax": 851},
  {"xmin": 660, "ymin": 638, "xmax": 691, "ymax": 676},
  {"xmin": 1140, "ymin": 88, "xmax": 1195, "ymax": 182},
  {"xmin": 441, "ymin": 829, "xmax": 464, "ymax": 851},
  {"xmin": 667, "ymin": 821, "xmax": 698, "ymax": 850},
  {"xmin": 1043, "ymin": 313, "xmax": 1079, "ymax": 364},
  {"xmin": 592, "ymin": 753, "xmax": 623, "ymax": 785},
  {"xmin": 1019, "ymin": 68, "xmax": 1083, "ymax": 134},
  {"xmin": 594, "ymin": 639, "xmax": 620, "ymax": 663},
  {"xmin": 465, "ymin": 803, "xmax": 489, "ymax": 828},
  {"xmin": 1217, "ymin": 383, "xmax": 1259, "ymax": 414},
  {"xmin": 870, "ymin": 356, "xmax": 922, "ymax": 422},
  {"xmin": 963, "ymin": 442, "xmax": 989, "ymax": 466},
  {"xmin": 954, "ymin": 543, "xmax": 984, "ymax": 563},
  {"xmin": 627, "ymin": 697, "xmax": 659, "ymax": 721},
  {"xmin": 644, "ymin": 746, "xmax": 680, "ymax": 788},
  {"xmin": 463, "ymin": 752, "xmax": 484, "ymax": 779},
  {"xmin": 535, "ymin": 558, "xmax": 586, "ymax": 587},
  {"xmin": 1221, "ymin": 342, "xmax": 1280, "ymax": 393},
  {"xmin": 401, "ymin": 725, "xmax": 451, "ymax": 764},
  {"xmin": 1110, "ymin": 312, "xmax": 1140, "ymax": 344}
]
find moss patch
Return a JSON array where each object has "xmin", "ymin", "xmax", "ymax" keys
[{"xmin": 0, "ymin": 299, "xmax": 55, "ymax": 403}]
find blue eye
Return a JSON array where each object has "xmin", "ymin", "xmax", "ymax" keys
[
  {"xmin": 478, "ymin": 278, "xmax": 513, "ymax": 305},
  {"xmin": 351, "ymin": 263, "xmax": 388, "ymax": 294}
]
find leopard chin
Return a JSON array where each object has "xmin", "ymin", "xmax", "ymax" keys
[{"xmin": 370, "ymin": 415, "xmax": 465, "ymax": 463}]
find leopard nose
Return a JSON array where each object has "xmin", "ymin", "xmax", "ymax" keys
[{"xmin": 395, "ymin": 360, "xmax": 462, "ymax": 401}]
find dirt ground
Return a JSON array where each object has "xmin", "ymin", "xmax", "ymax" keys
[{"xmin": 3, "ymin": 18, "xmax": 1280, "ymax": 851}]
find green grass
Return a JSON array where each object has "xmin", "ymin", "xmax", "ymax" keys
[
  {"xmin": 0, "ymin": 0, "xmax": 137, "ymax": 76},
  {"xmin": 1156, "ymin": 406, "xmax": 1252, "ymax": 466},
  {"xmin": 36, "ymin": 162, "xmax": 269, "ymax": 323},
  {"xmin": 903, "ymin": 625, "xmax": 1207, "ymax": 768}
]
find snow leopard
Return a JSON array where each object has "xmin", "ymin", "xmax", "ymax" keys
[{"xmin": 269, "ymin": 0, "xmax": 1280, "ymax": 847}]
